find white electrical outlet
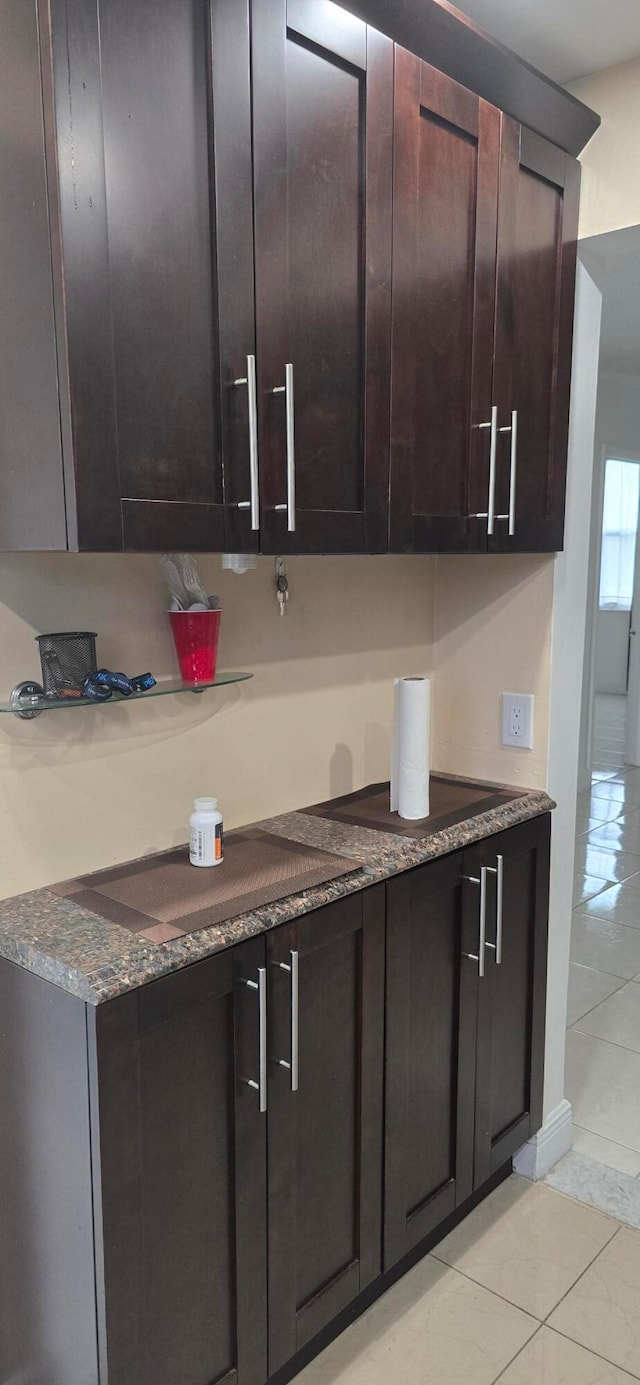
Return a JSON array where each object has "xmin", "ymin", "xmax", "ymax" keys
[{"xmin": 502, "ymin": 692, "xmax": 534, "ymax": 749}]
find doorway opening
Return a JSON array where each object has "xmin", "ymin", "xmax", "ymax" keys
[{"xmin": 593, "ymin": 456, "xmax": 640, "ymax": 771}]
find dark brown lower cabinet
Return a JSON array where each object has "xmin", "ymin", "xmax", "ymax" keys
[
  {"xmin": 384, "ymin": 813, "xmax": 550, "ymax": 1268},
  {"xmin": 266, "ymin": 889, "xmax": 386, "ymax": 1374},
  {"xmin": 76, "ymin": 888, "xmax": 384, "ymax": 1385},
  {"xmin": 384, "ymin": 851, "xmax": 475, "ymax": 1267},
  {"xmin": 0, "ymin": 815, "xmax": 550, "ymax": 1385},
  {"xmin": 89, "ymin": 936, "xmax": 269, "ymax": 1385},
  {"xmin": 470, "ymin": 814, "xmax": 550, "ymax": 1182}
]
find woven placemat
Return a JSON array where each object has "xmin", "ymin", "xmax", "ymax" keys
[
  {"xmin": 302, "ymin": 777, "xmax": 524, "ymax": 839},
  {"xmin": 52, "ymin": 829, "xmax": 360, "ymax": 944}
]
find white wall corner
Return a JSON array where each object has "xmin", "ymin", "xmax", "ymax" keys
[
  {"xmin": 543, "ymin": 265, "xmax": 602, "ymax": 1122},
  {"xmin": 513, "ymin": 1100, "xmax": 573, "ymax": 1182}
]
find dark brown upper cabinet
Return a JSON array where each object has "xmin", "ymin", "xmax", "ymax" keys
[
  {"xmin": 489, "ymin": 125, "xmax": 580, "ymax": 553},
  {"xmin": 389, "ymin": 51, "xmax": 580, "ymax": 556},
  {"xmin": 15, "ymin": 0, "xmax": 257, "ymax": 554},
  {"xmin": 389, "ymin": 53, "xmax": 501, "ymax": 555},
  {"xmin": 251, "ymin": 0, "xmax": 393, "ymax": 554},
  {"xmin": 0, "ymin": 2, "xmax": 68, "ymax": 552},
  {"xmin": 0, "ymin": 0, "xmax": 585, "ymax": 556}
]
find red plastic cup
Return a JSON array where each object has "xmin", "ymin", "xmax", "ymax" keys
[{"xmin": 169, "ymin": 609, "xmax": 222, "ymax": 686}]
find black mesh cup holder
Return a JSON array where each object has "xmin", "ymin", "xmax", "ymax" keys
[{"xmin": 36, "ymin": 632, "xmax": 98, "ymax": 699}]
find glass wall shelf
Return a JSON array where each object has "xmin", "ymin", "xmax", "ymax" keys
[{"xmin": 3, "ymin": 672, "xmax": 253, "ymax": 720}]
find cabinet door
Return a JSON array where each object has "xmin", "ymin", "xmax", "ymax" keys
[
  {"xmin": 389, "ymin": 52, "xmax": 500, "ymax": 553},
  {"xmin": 468, "ymin": 814, "xmax": 551, "ymax": 1186},
  {"xmin": 89, "ymin": 938, "xmax": 268, "ymax": 1385},
  {"xmin": 48, "ymin": 0, "xmax": 256, "ymax": 553},
  {"xmin": 266, "ymin": 888, "xmax": 385, "ymax": 1373},
  {"xmin": 0, "ymin": 1, "xmax": 67, "ymax": 551},
  {"xmin": 252, "ymin": 0, "xmax": 393, "ymax": 554},
  {"xmin": 490, "ymin": 123, "xmax": 580, "ymax": 553},
  {"xmin": 384, "ymin": 853, "xmax": 476, "ymax": 1269}
]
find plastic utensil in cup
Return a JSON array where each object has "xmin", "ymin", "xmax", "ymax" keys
[{"xmin": 169, "ymin": 609, "xmax": 222, "ymax": 685}]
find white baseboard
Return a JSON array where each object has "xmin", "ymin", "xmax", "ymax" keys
[{"xmin": 512, "ymin": 1099, "xmax": 573, "ymax": 1181}]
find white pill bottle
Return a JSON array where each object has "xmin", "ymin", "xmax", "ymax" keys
[{"xmin": 189, "ymin": 797, "xmax": 224, "ymax": 868}]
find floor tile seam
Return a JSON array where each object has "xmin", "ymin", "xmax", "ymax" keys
[
  {"xmin": 571, "ymin": 1123, "xmax": 640, "ymax": 1162},
  {"xmin": 568, "ymin": 959, "xmax": 636, "ymax": 982},
  {"xmin": 586, "ymin": 835, "xmax": 640, "ymax": 849},
  {"xmin": 578, "ymin": 872, "xmax": 640, "ymax": 889},
  {"xmin": 576, "ymin": 894, "xmax": 617, "ymax": 908},
  {"xmin": 572, "ymin": 910, "xmax": 640, "ymax": 944},
  {"xmin": 489, "ymin": 1323, "xmax": 545, "ymax": 1383},
  {"xmin": 536, "ymin": 1222, "xmax": 623, "ymax": 1328},
  {"xmin": 591, "ymin": 788, "xmax": 640, "ymax": 802},
  {"xmin": 566, "ymin": 977, "xmax": 627, "ymax": 1028},
  {"xmin": 492, "ymin": 1322, "xmax": 640, "ymax": 1385},
  {"xmin": 545, "ymin": 1320, "xmax": 640, "ymax": 1381},
  {"xmin": 576, "ymin": 842, "xmax": 640, "ymax": 853},
  {"xmin": 568, "ymin": 977, "xmax": 640, "ymax": 1030},
  {"xmin": 579, "ymin": 909, "xmax": 640, "ymax": 930},
  {"xmin": 583, "ymin": 857, "xmax": 640, "ymax": 875},
  {"xmin": 569, "ymin": 1023, "xmax": 640, "ymax": 1057},
  {"xmin": 429, "ymin": 1198, "xmax": 620, "ymax": 1325},
  {"xmin": 427, "ymin": 1253, "xmax": 545, "ymax": 1324},
  {"xmin": 590, "ymin": 796, "xmax": 637, "ymax": 807},
  {"xmin": 572, "ymin": 910, "xmax": 640, "ymax": 928}
]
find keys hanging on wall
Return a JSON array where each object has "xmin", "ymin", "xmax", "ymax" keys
[{"xmin": 276, "ymin": 557, "xmax": 289, "ymax": 617}]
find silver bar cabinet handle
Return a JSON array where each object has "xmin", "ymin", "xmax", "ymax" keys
[
  {"xmin": 242, "ymin": 967, "xmax": 268, "ymax": 1112},
  {"xmin": 485, "ymin": 854, "xmax": 504, "ymax": 964},
  {"xmin": 496, "ymin": 408, "xmax": 517, "ymax": 534},
  {"xmin": 496, "ymin": 854, "xmax": 504, "ymax": 963},
  {"xmin": 471, "ymin": 406, "xmax": 498, "ymax": 535},
  {"xmin": 233, "ymin": 355, "xmax": 260, "ymax": 531},
  {"xmin": 508, "ymin": 410, "xmax": 517, "ymax": 536},
  {"xmin": 275, "ymin": 949, "xmax": 299, "ymax": 1092},
  {"xmin": 272, "ymin": 363, "xmax": 296, "ymax": 532},
  {"xmin": 463, "ymin": 865, "xmax": 487, "ymax": 978}
]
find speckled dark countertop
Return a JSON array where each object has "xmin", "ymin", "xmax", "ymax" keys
[{"xmin": 0, "ymin": 776, "xmax": 554, "ymax": 1005}]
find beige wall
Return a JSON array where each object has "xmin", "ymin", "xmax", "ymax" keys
[
  {"xmin": 0, "ymin": 548, "xmax": 555, "ymax": 900},
  {"xmin": 0, "ymin": 554, "xmax": 435, "ymax": 898},
  {"xmin": 432, "ymin": 555, "xmax": 554, "ymax": 789},
  {"xmin": 568, "ymin": 57, "xmax": 640, "ymax": 240}
]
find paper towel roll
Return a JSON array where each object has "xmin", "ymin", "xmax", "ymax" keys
[{"xmin": 390, "ymin": 677, "xmax": 431, "ymax": 820}]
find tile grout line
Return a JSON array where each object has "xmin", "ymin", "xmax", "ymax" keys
[
  {"xmin": 430, "ymin": 1196, "xmax": 621, "ymax": 1331},
  {"xmin": 567, "ymin": 977, "xmax": 627, "ymax": 1029},
  {"xmin": 490, "ymin": 1323, "xmax": 544, "ymax": 1384},
  {"xmin": 427, "ymin": 1252, "xmax": 544, "ymax": 1325},
  {"xmin": 576, "ymin": 878, "xmax": 640, "ymax": 901},
  {"xmin": 490, "ymin": 1322, "xmax": 640, "ymax": 1384},
  {"xmin": 569, "ymin": 960, "xmax": 639, "ymax": 983},
  {"xmin": 435, "ymin": 1202, "xmax": 624, "ymax": 1384},
  {"xmin": 575, "ymin": 911, "xmax": 640, "ymax": 937},
  {"xmin": 539, "ymin": 1222, "xmax": 623, "ymax": 1329},
  {"xmin": 571, "ymin": 1121, "xmax": 640, "ymax": 1166},
  {"xmin": 568, "ymin": 1024, "xmax": 640, "ymax": 1060},
  {"xmin": 548, "ymin": 1323, "xmax": 640, "ymax": 1380},
  {"xmin": 547, "ymin": 1323, "xmax": 640, "ymax": 1381}
]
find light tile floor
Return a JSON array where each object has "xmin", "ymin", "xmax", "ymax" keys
[
  {"xmin": 567, "ymin": 694, "xmax": 640, "ymax": 1182},
  {"xmin": 296, "ymin": 1176, "xmax": 640, "ymax": 1383},
  {"xmin": 592, "ymin": 692, "xmax": 627, "ymax": 773}
]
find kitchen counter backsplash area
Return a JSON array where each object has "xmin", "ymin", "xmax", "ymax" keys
[{"xmin": 0, "ymin": 775, "xmax": 554, "ymax": 1005}]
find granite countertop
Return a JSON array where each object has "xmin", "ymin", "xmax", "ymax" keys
[{"xmin": 0, "ymin": 776, "xmax": 554, "ymax": 1005}]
